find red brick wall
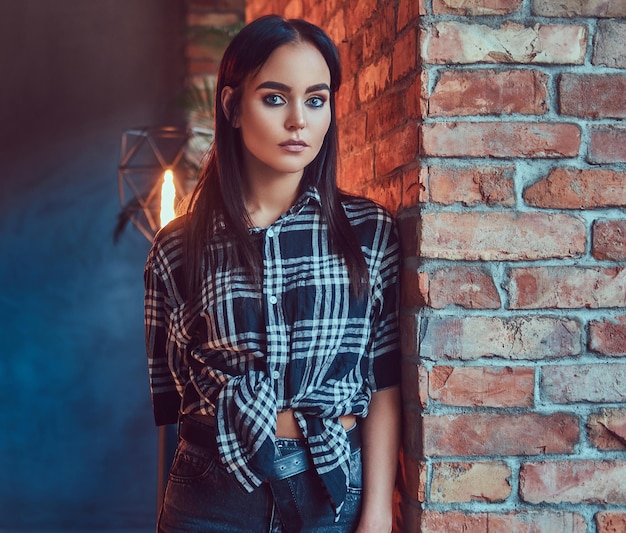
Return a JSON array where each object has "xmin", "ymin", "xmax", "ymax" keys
[{"xmin": 220, "ymin": 0, "xmax": 626, "ymax": 531}]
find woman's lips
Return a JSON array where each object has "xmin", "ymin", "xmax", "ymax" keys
[{"xmin": 280, "ymin": 140, "xmax": 308, "ymax": 152}]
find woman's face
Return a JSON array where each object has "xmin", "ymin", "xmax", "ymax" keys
[{"xmin": 224, "ymin": 41, "xmax": 332, "ymax": 183}]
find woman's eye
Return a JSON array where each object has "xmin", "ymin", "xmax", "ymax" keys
[
  {"xmin": 307, "ymin": 96, "xmax": 326, "ymax": 108},
  {"xmin": 263, "ymin": 94, "xmax": 286, "ymax": 106}
]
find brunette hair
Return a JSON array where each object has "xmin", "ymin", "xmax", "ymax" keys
[{"xmin": 184, "ymin": 15, "xmax": 368, "ymax": 296}]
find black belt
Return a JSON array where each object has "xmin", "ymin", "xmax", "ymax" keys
[{"xmin": 178, "ymin": 415, "xmax": 361, "ymax": 481}]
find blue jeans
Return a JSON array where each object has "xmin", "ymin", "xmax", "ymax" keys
[{"xmin": 157, "ymin": 435, "xmax": 362, "ymax": 532}]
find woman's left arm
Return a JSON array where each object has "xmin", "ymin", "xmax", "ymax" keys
[{"xmin": 356, "ymin": 385, "xmax": 401, "ymax": 533}]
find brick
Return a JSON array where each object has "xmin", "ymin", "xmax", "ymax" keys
[
  {"xmin": 520, "ymin": 460, "xmax": 626, "ymax": 504},
  {"xmin": 282, "ymin": 0, "xmax": 305, "ymax": 19},
  {"xmin": 524, "ymin": 168, "xmax": 626, "ymax": 209},
  {"xmin": 430, "ymin": 267, "xmax": 499, "ymax": 309},
  {"xmin": 587, "ymin": 409, "xmax": 626, "ymax": 451},
  {"xmin": 423, "ymin": 165, "xmax": 516, "ymax": 206},
  {"xmin": 359, "ymin": 174, "xmax": 403, "ymax": 214},
  {"xmin": 421, "ymin": 122, "xmax": 580, "ymax": 158},
  {"xmin": 430, "ymin": 461, "xmax": 511, "ymax": 503},
  {"xmin": 362, "ymin": 3, "xmax": 396, "ymax": 62},
  {"xmin": 407, "ymin": 71, "xmax": 429, "ymax": 120},
  {"xmin": 338, "ymin": 111, "xmax": 367, "ymax": 154},
  {"xmin": 597, "ymin": 511, "xmax": 626, "ymax": 533},
  {"xmin": 589, "ymin": 126, "xmax": 626, "ymax": 164},
  {"xmin": 429, "ymin": 366, "xmax": 534, "ymax": 407},
  {"xmin": 336, "ymin": 75, "xmax": 357, "ymax": 118},
  {"xmin": 533, "ymin": 0, "xmax": 626, "ymax": 17},
  {"xmin": 401, "ymin": 270, "xmax": 427, "ymax": 308},
  {"xmin": 398, "ymin": 0, "xmax": 425, "ymax": 32},
  {"xmin": 560, "ymin": 74, "xmax": 626, "ymax": 119},
  {"xmin": 338, "ymin": 145, "xmax": 374, "ymax": 189},
  {"xmin": 401, "ymin": 165, "xmax": 422, "ymax": 208},
  {"xmin": 508, "ymin": 267, "xmax": 626, "ymax": 309},
  {"xmin": 375, "ymin": 123, "xmax": 419, "ymax": 176},
  {"xmin": 593, "ymin": 20, "xmax": 626, "ymax": 68},
  {"xmin": 429, "ymin": 69, "xmax": 548, "ymax": 116},
  {"xmin": 420, "ymin": 316, "xmax": 581, "ymax": 361},
  {"xmin": 589, "ymin": 316, "xmax": 626, "ymax": 357},
  {"xmin": 357, "ymin": 55, "xmax": 391, "ymax": 103},
  {"xmin": 423, "ymin": 412, "xmax": 579, "ymax": 456},
  {"xmin": 366, "ymin": 89, "xmax": 412, "ymax": 141},
  {"xmin": 344, "ymin": 0, "xmax": 377, "ymax": 37},
  {"xmin": 421, "ymin": 22, "xmax": 586, "ymax": 65},
  {"xmin": 339, "ymin": 38, "xmax": 361, "ymax": 83},
  {"xmin": 593, "ymin": 220, "xmax": 626, "ymax": 261},
  {"xmin": 541, "ymin": 363, "xmax": 626, "ymax": 403},
  {"xmin": 419, "ymin": 212, "xmax": 586, "ymax": 261},
  {"xmin": 421, "ymin": 511, "xmax": 586, "ymax": 533},
  {"xmin": 326, "ymin": 8, "xmax": 346, "ymax": 44},
  {"xmin": 421, "ymin": 266, "xmax": 501, "ymax": 309},
  {"xmin": 433, "ymin": 0, "xmax": 523, "ymax": 15},
  {"xmin": 392, "ymin": 29, "xmax": 417, "ymax": 82},
  {"xmin": 294, "ymin": 2, "xmax": 324, "ymax": 28}
]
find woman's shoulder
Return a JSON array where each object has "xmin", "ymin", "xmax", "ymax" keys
[
  {"xmin": 340, "ymin": 193, "xmax": 396, "ymax": 228},
  {"xmin": 147, "ymin": 214, "xmax": 187, "ymax": 269}
]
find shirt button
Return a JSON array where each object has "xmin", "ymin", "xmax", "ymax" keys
[
  {"xmin": 269, "ymin": 295, "xmax": 278, "ymax": 305},
  {"xmin": 266, "ymin": 229, "xmax": 275, "ymax": 238},
  {"xmin": 272, "ymin": 370, "xmax": 280, "ymax": 380}
]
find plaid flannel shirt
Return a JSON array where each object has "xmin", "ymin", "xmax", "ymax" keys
[{"xmin": 144, "ymin": 188, "xmax": 401, "ymax": 515}]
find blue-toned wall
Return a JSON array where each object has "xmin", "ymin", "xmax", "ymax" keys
[{"xmin": 0, "ymin": 1, "xmax": 185, "ymax": 530}]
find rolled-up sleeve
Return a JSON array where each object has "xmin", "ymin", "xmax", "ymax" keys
[
  {"xmin": 368, "ymin": 219, "xmax": 401, "ymax": 392},
  {"xmin": 144, "ymin": 252, "xmax": 181, "ymax": 426}
]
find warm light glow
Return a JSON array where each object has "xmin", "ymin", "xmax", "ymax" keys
[{"xmin": 160, "ymin": 169, "xmax": 176, "ymax": 228}]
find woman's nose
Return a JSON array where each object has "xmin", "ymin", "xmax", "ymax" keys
[{"xmin": 286, "ymin": 103, "xmax": 306, "ymax": 130}]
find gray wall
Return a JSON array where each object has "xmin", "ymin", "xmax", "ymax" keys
[{"xmin": 0, "ymin": 1, "xmax": 185, "ymax": 530}]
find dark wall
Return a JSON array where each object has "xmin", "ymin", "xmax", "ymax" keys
[{"xmin": 0, "ymin": 1, "xmax": 185, "ymax": 530}]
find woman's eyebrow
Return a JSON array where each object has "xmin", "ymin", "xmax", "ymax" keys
[{"xmin": 255, "ymin": 81, "xmax": 331, "ymax": 93}]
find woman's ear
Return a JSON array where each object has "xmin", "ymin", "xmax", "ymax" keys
[{"xmin": 221, "ymin": 86, "xmax": 239, "ymax": 127}]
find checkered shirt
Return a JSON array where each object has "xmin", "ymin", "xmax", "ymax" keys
[{"xmin": 144, "ymin": 188, "xmax": 401, "ymax": 514}]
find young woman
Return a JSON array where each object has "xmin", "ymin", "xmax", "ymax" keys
[{"xmin": 144, "ymin": 15, "xmax": 401, "ymax": 533}]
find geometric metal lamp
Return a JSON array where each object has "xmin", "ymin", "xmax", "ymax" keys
[{"xmin": 115, "ymin": 125, "xmax": 213, "ymax": 242}]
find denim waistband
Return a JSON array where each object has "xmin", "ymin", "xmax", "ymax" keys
[{"xmin": 178, "ymin": 415, "xmax": 361, "ymax": 481}]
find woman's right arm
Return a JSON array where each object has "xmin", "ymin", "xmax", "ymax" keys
[
  {"xmin": 144, "ymin": 255, "xmax": 182, "ymax": 426},
  {"xmin": 356, "ymin": 386, "xmax": 401, "ymax": 533}
]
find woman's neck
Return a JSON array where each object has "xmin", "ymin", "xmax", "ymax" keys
[{"xmin": 244, "ymin": 173, "xmax": 302, "ymax": 228}]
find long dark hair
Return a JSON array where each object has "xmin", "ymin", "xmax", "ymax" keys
[{"xmin": 184, "ymin": 15, "xmax": 368, "ymax": 296}]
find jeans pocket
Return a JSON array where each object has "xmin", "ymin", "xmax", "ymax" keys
[
  {"xmin": 347, "ymin": 448, "xmax": 363, "ymax": 494},
  {"xmin": 169, "ymin": 441, "xmax": 219, "ymax": 484}
]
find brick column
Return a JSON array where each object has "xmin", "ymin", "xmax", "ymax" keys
[{"xmin": 406, "ymin": 2, "xmax": 626, "ymax": 532}]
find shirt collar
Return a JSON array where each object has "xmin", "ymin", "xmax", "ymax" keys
[{"xmin": 213, "ymin": 187, "xmax": 322, "ymax": 235}]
